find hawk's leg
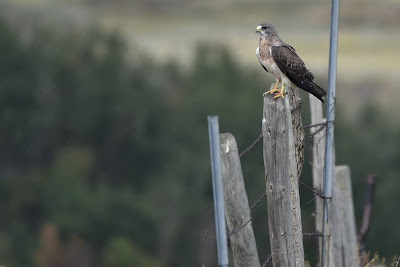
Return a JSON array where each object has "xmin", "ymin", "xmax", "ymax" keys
[
  {"xmin": 263, "ymin": 82, "xmax": 280, "ymax": 97},
  {"xmin": 273, "ymin": 83, "xmax": 288, "ymax": 99}
]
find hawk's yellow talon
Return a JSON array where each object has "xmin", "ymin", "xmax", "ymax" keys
[
  {"xmin": 273, "ymin": 92, "xmax": 285, "ymax": 99},
  {"xmin": 272, "ymin": 83, "xmax": 287, "ymax": 99},
  {"xmin": 263, "ymin": 82, "xmax": 280, "ymax": 96}
]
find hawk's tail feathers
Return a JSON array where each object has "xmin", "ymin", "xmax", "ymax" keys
[{"xmin": 311, "ymin": 82, "xmax": 327, "ymax": 103}]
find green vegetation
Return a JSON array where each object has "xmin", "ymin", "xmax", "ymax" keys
[{"xmin": 0, "ymin": 20, "xmax": 398, "ymax": 266}]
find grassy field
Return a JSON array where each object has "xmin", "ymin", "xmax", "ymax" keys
[{"xmin": 3, "ymin": 0, "xmax": 400, "ymax": 116}]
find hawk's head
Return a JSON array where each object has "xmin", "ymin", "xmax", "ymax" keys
[{"xmin": 256, "ymin": 23, "xmax": 278, "ymax": 37}]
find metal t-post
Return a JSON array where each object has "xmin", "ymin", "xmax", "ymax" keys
[
  {"xmin": 208, "ymin": 115, "xmax": 229, "ymax": 266},
  {"xmin": 321, "ymin": 0, "xmax": 340, "ymax": 266}
]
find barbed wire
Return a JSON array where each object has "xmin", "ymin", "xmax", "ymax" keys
[
  {"xmin": 239, "ymin": 133, "xmax": 263, "ymax": 158},
  {"xmin": 227, "ymin": 193, "xmax": 267, "ymax": 238},
  {"xmin": 303, "ymin": 121, "xmax": 328, "ymax": 129},
  {"xmin": 262, "ymin": 255, "xmax": 272, "ymax": 267},
  {"xmin": 250, "ymin": 193, "xmax": 267, "ymax": 210},
  {"xmin": 298, "ymin": 180, "xmax": 326, "ymax": 199},
  {"xmin": 227, "ymin": 118, "xmax": 334, "ymax": 244},
  {"xmin": 303, "ymin": 232, "xmax": 323, "ymax": 237},
  {"xmin": 304, "ymin": 195, "xmax": 317, "ymax": 206},
  {"xmin": 227, "ymin": 189, "xmax": 325, "ymax": 239},
  {"xmin": 239, "ymin": 119, "xmax": 333, "ymax": 159},
  {"xmin": 239, "ymin": 131, "xmax": 329, "ymax": 201},
  {"xmin": 216, "ymin": 98, "xmax": 337, "ymax": 264}
]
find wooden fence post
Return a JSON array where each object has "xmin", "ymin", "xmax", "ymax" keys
[
  {"xmin": 330, "ymin": 167, "xmax": 344, "ymax": 267},
  {"xmin": 309, "ymin": 95, "xmax": 343, "ymax": 266},
  {"xmin": 336, "ymin": 165, "xmax": 359, "ymax": 267},
  {"xmin": 262, "ymin": 83, "xmax": 304, "ymax": 267},
  {"xmin": 309, "ymin": 95, "xmax": 325, "ymax": 245},
  {"xmin": 219, "ymin": 133, "xmax": 260, "ymax": 267}
]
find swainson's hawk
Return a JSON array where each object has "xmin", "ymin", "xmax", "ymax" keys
[{"xmin": 256, "ymin": 23, "xmax": 327, "ymax": 102}]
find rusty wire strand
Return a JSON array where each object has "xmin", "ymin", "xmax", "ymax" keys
[
  {"xmin": 227, "ymin": 194, "xmax": 267, "ymax": 238},
  {"xmin": 303, "ymin": 232, "xmax": 323, "ymax": 237},
  {"xmin": 262, "ymin": 255, "xmax": 272, "ymax": 267},
  {"xmin": 240, "ymin": 120, "xmax": 333, "ymax": 158},
  {"xmin": 299, "ymin": 180, "xmax": 326, "ymax": 199},
  {"xmin": 239, "ymin": 133, "xmax": 263, "ymax": 158}
]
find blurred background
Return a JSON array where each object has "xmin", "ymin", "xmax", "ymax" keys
[{"xmin": 0, "ymin": 0, "xmax": 399, "ymax": 266}]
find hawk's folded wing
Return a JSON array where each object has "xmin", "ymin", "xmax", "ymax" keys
[
  {"xmin": 271, "ymin": 45, "xmax": 315, "ymax": 83},
  {"xmin": 271, "ymin": 45, "xmax": 326, "ymax": 102}
]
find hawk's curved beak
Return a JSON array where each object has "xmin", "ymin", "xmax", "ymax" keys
[{"xmin": 256, "ymin": 25, "xmax": 261, "ymax": 33}]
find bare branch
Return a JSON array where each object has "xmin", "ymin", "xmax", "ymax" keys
[
  {"xmin": 358, "ymin": 174, "xmax": 377, "ymax": 266},
  {"xmin": 358, "ymin": 174, "xmax": 377, "ymax": 243}
]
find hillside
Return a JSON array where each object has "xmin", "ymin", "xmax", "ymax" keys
[{"xmin": 2, "ymin": 0, "xmax": 400, "ymax": 114}]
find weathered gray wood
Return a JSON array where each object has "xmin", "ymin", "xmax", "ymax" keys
[
  {"xmin": 262, "ymin": 84, "xmax": 304, "ymax": 267},
  {"xmin": 309, "ymin": 95, "xmax": 325, "ymax": 251},
  {"xmin": 288, "ymin": 82, "xmax": 305, "ymax": 179},
  {"xmin": 287, "ymin": 85, "xmax": 305, "ymax": 267},
  {"xmin": 330, "ymin": 167, "xmax": 343, "ymax": 267},
  {"xmin": 309, "ymin": 95, "xmax": 343, "ymax": 267},
  {"xmin": 336, "ymin": 165, "xmax": 359, "ymax": 267},
  {"xmin": 219, "ymin": 133, "xmax": 260, "ymax": 267}
]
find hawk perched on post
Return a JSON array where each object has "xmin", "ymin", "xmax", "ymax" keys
[{"xmin": 256, "ymin": 23, "xmax": 327, "ymax": 102}]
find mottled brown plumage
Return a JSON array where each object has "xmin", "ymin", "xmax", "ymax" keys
[{"xmin": 256, "ymin": 23, "xmax": 327, "ymax": 102}]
